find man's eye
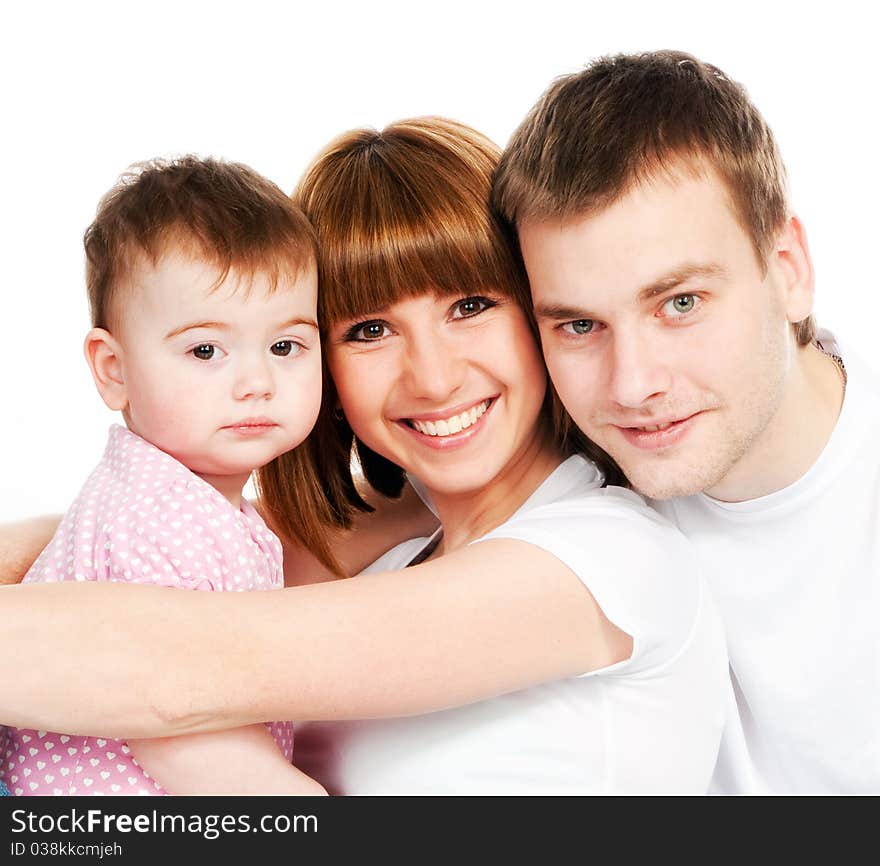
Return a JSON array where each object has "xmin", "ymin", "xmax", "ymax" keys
[
  {"xmin": 561, "ymin": 319, "xmax": 595, "ymax": 335},
  {"xmin": 192, "ymin": 344, "xmax": 217, "ymax": 360},
  {"xmin": 663, "ymin": 294, "xmax": 698, "ymax": 316},
  {"xmin": 451, "ymin": 297, "xmax": 494, "ymax": 319},
  {"xmin": 271, "ymin": 340, "xmax": 300, "ymax": 357}
]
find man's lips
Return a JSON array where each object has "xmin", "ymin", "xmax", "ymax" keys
[{"xmin": 612, "ymin": 411, "xmax": 705, "ymax": 451}]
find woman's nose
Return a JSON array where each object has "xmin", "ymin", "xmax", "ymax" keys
[{"xmin": 402, "ymin": 329, "xmax": 467, "ymax": 403}]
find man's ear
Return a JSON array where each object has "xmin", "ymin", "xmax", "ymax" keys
[
  {"xmin": 771, "ymin": 215, "xmax": 815, "ymax": 324},
  {"xmin": 84, "ymin": 328, "xmax": 128, "ymax": 411}
]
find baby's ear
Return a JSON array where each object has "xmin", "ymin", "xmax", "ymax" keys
[{"xmin": 84, "ymin": 328, "xmax": 128, "ymax": 411}]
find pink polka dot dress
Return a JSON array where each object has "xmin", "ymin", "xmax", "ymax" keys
[{"xmin": 0, "ymin": 425, "xmax": 294, "ymax": 796}]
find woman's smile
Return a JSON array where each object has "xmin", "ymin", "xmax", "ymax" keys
[{"xmin": 400, "ymin": 396, "xmax": 496, "ymax": 448}]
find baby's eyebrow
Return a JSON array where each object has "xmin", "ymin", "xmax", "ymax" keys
[
  {"xmin": 278, "ymin": 317, "xmax": 319, "ymax": 330},
  {"xmin": 164, "ymin": 321, "xmax": 229, "ymax": 340}
]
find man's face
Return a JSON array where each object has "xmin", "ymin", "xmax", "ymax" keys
[{"xmin": 520, "ymin": 165, "xmax": 807, "ymax": 500}]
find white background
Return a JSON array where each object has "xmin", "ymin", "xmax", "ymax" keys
[{"xmin": 2, "ymin": 0, "xmax": 877, "ymax": 520}]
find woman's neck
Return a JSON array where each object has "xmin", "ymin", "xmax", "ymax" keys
[{"xmin": 426, "ymin": 428, "xmax": 564, "ymax": 558}]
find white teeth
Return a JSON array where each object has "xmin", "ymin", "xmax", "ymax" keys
[
  {"xmin": 638, "ymin": 422, "xmax": 673, "ymax": 432},
  {"xmin": 410, "ymin": 401, "xmax": 489, "ymax": 437}
]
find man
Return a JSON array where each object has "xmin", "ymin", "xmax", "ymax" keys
[{"xmin": 493, "ymin": 50, "xmax": 880, "ymax": 793}]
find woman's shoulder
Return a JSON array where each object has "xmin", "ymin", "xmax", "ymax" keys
[
  {"xmin": 492, "ymin": 455, "xmax": 691, "ymax": 557},
  {"xmin": 359, "ymin": 530, "xmax": 442, "ymax": 575},
  {"xmin": 480, "ymin": 460, "xmax": 709, "ymax": 674}
]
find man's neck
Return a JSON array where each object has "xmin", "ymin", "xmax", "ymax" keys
[{"xmin": 706, "ymin": 342, "xmax": 845, "ymax": 503}]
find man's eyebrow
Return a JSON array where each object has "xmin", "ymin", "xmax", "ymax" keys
[
  {"xmin": 533, "ymin": 302, "xmax": 594, "ymax": 322},
  {"xmin": 164, "ymin": 321, "xmax": 229, "ymax": 340},
  {"xmin": 533, "ymin": 263, "xmax": 729, "ymax": 322},
  {"xmin": 636, "ymin": 263, "xmax": 727, "ymax": 304}
]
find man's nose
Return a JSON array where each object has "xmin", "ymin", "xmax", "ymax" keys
[{"xmin": 607, "ymin": 331, "xmax": 671, "ymax": 408}]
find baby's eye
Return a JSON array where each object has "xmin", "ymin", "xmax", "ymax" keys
[
  {"xmin": 271, "ymin": 340, "xmax": 300, "ymax": 357},
  {"xmin": 192, "ymin": 344, "xmax": 218, "ymax": 361},
  {"xmin": 662, "ymin": 294, "xmax": 698, "ymax": 316},
  {"xmin": 561, "ymin": 319, "xmax": 595, "ymax": 335}
]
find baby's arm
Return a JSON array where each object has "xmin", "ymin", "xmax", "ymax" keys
[
  {"xmin": 129, "ymin": 726, "xmax": 326, "ymax": 796},
  {"xmin": 0, "ymin": 516, "xmax": 60, "ymax": 585}
]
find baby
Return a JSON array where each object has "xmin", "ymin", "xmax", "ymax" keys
[{"xmin": 0, "ymin": 156, "xmax": 334, "ymax": 796}]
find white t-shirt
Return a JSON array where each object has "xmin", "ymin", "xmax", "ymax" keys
[
  {"xmin": 294, "ymin": 455, "xmax": 729, "ymax": 794},
  {"xmin": 653, "ymin": 337, "xmax": 880, "ymax": 793}
]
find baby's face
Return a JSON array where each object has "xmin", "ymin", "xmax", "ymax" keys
[{"xmin": 113, "ymin": 250, "xmax": 321, "ymax": 499}]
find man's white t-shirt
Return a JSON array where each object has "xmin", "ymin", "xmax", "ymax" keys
[
  {"xmin": 294, "ymin": 455, "xmax": 729, "ymax": 794},
  {"xmin": 654, "ymin": 337, "xmax": 880, "ymax": 793}
]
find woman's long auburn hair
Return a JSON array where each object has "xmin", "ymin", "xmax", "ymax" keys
[{"xmin": 258, "ymin": 117, "xmax": 625, "ymax": 538}]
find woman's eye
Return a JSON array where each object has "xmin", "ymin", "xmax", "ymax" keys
[
  {"xmin": 192, "ymin": 344, "xmax": 219, "ymax": 361},
  {"xmin": 662, "ymin": 294, "xmax": 698, "ymax": 316},
  {"xmin": 348, "ymin": 321, "xmax": 390, "ymax": 341},
  {"xmin": 271, "ymin": 340, "xmax": 300, "ymax": 357},
  {"xmin": 561, "ymin": 319, "xmax": 595, "ymax": 335},
  {"xmin": 451, "ymin": 297, "xmax": 493, "ymax": 319}
]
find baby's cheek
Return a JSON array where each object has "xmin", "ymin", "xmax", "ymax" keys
[
  {"xmin": 138, "ymin": 389, "xmax": 206, "ymax": 451},
  {"xmin": 286, "ymin": 359, "xmax": 324, "ymax": 428}
]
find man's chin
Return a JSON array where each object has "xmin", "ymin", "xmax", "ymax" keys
[{"xmin": 620, "ymin": 462, "xmax": 722, "ymax": 501}]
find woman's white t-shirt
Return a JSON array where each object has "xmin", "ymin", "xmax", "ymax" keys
[{"xmin": 294, "ymin": 456, "xmax": 729, "ymax": 794}]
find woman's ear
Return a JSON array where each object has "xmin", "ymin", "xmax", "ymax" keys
[{"xmin": 84, "ymin": 328, "xmax": 128, "ymax": 411}]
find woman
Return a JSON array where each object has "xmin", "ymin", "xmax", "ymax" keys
[{"xmin": 0, "ymin": 118, "xmax": 728, "ymax": 793}]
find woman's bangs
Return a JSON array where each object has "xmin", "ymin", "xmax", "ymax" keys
[{"xmin": 318, "ymin": 206, "xmax": 512, "ymax": 326}]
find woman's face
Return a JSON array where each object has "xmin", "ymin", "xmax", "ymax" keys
[{"xmin": 326, "ymin": 290, "xmax": 549, "ymax": 498}]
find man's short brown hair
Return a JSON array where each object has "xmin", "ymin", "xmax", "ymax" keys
[{"xmin": 494, "ymin": 50, "xmax": 814, "ymax": 345}]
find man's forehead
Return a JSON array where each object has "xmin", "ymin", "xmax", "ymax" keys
[
  {"xmin": 519, "ymin": 155, "xmax": 741, "ymax": 231},
  {"xmin": 522, "ymin": 172, "xmax": 748, "ymax": 287}
]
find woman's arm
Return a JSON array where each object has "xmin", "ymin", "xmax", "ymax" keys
[
  {"xmin": 0, "ymin": 516, "xmax": 60, "ymax": 585},
  {"xmin": 0, "ymin": 539, "xmax": 630, "ymax": 738}
]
